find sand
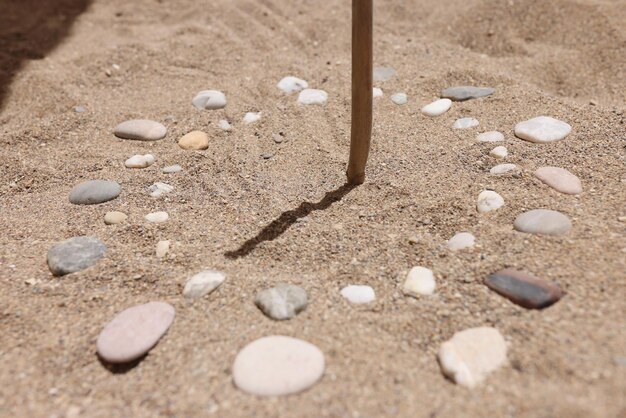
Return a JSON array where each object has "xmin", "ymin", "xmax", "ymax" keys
[{"xmin": 1, "ymin": 0, "xmax": 625, "ymax": 416}]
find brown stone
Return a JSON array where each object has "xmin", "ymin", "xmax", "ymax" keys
[{"xmin": 485, "ymin": 269, "xmax": 564, "ymax": 309}]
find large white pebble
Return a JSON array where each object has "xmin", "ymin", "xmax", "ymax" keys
[
  {"xmin": 340, "ymin": 285, "xmax": 375, "ymax": 304},
  {"xmin": 145, "ymin": 211, "xmax": 169, "ymax": 223},
  {"xmin": 277, "ymin": 76, "xmax": 308, "ymax": 94},
  {"xmin": 514, "ymin": 116, "xmax": 571, "ymax": 143},
  {"xmin": 125, "ymin": 154, "xmax": 154, "ymax": 169},
  {"xmin": 192, "ymin": 90, "xmax": 227, "ymax": 110},
  {"xmin": 447, "ymin": 232, "xmax": 475, "ymax": 250},
  {"xmin": 114, "ymin": 120, "xmax": 167, "ymax": 141},
  {"xmin": 421, "ymin": 99, "xmax": 452, "ymax": 117},
  {"xmin": 298, "ymin": 89, "xmax": 328, "ymax": 106},
  {"xmin": 477, "ymin": 190, "xmax": 504, "ymax": 213},
  {"xmin": 403, "ymin": 266, "xmax": 436, "ymax": 296},
  {"xmin": 183, "ymin": 270, "xmax": 226, "ymax": 299}
]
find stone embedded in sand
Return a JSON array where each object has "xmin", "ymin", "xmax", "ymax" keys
[
  {"xmin": 156, "ymin": 240, "xmax": 170, "ymax": 258},
  {"xmin": 514, "ymin": 209, "xmax": 572, "ymax": 236},
  {"xmin": 125, "ymin": 154, "xmax": 155, "ymax": 168},
  {"xmin": 403, "ymin": 266, "xmax": 436, "ymax": 296},
  {"xmin": 114, "ymin": 119, "xmax": 167, "ymax": 141},
  {"xmin": 243, "ymin": 112, "xmax": 262, "ymax": 125},
  {"xmin": 421, "ymin": 99, "xmax": 452, "ymax": 117},
  {"xmin": 485, "ymin": 269, "xmax": 564, "ymax": 309},
  {"xmin": 453, "ymin": 117, "xmax": 479, "ymax": 129},
  {"xmin": 340, "ymin": 285, "xmax": 375, "ymax": 304},
  {"xmin": 162, "ymin": 165, "xmax": 182, "ymax": 174},
  {"xmin": 233, "ymin": 336, "xmax": 325, "ymax": 396},
  {"xmin": 218, "ymin": 119, "xmax": 232, "ymax": 131},
  {"xmin": 96, "ymin": 301, "xmax": 175, "ymax": 364},
  {"xmin": 192, "ymin": 90, "xmax": 227, "ymax": 110},
  {"xmin": 149, "ymin": 182, "xmax": 173, "ymax": 198},
  {"xmin": 47, "ymin": 236, "xmax": 106, "ymax": 277},
  {"xmin": 514, "ymin": 116, "xmax": 571, "ymax": 143},
  {"xmin": 373, "ymin": 66, "xmax": 396, "ymax": 81},
  {"xmin": 477, "ymin": 190, "xmax": 504, "ymax": 213},
  {"xmin": 255, "ymin": 283, "xmax": 308, "ymax": 320},
  {"xmin": 74, "ymin": 106, "xmax": 86, "ymax": 113},
  {"xmin": 535, "ymin": 167, "xmax": 582, "ymax": 195},
  {"xmin": 183, "ymin": 270, "xmax": 225, "ymax": 299},
  {"xmin": 145, "ymin": 211, "xmax": 169, "ymax": 223},
  {"xmin": 298, "ymin": 89, "xmax": 328, "ymax": 106},
  {"xmin": 441, "ymin": 86, "xmax": 495, "ymax": 102},
  {"xmin": 489, "ymin": 146, "xmax": 508, "ymax": 159},
  {"xmin": 69, "ymin": 180, "xmax": 121, "ymax": 205},
  {"xmin": 447, "ymin": 232, "xmax": 475, "ymax": 250},
  {"xmin": 490, "ymin": 163, "xmax": 518, "ymax": 175},
  {"xmin": 277, "ymin": 76, "xmax": 309, "ymax": 94},
  {"xmin": 373, "ymin": 87, "xmax": 383, "ymax": 98},
  {"xmin": 104, "ymin": 211, "xmax": 127, "ymax": 225},
  {"xmin": 477, "ymin": 131, "xmax": 504, "ymax": 142},
  {"xmin": 178, "ymin": 130, "xmax": 209, "ymax": 150},
  {"xmin": 438, "ymin": 327, "xmax": 507, "ymax": 388},
  {"xmin": 391, "ymin": 92, "xmax": 408, "ymax": 105}
]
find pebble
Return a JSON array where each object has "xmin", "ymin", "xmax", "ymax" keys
[
  {"xmin": 489, "ymin": 146, "xmax": 508, "ymax": 159},
  {"xmin": 485, "ymin": 269, "xmax": 564, "ymax": 309},
  {"xmin": 243, "ymin": 112, "xmax": 262, "ymax": 125},
  {"xmin": 447, "ymin": 232, "xmax": 475, "ymax": 250},
  {"xmin": 74, "ymin": 106, "xmax": 86, "ymax": 113},
  {"xmin": 277, "ymin": 76, "xmax": 309, "ymax": 94},
  {"xmin": 104, "ymin": 211, "xmax": 127, "ymax": 225},
  {"xmin": 421, "ymin": 99, "xmax": 452, "ymax": 117},
  {"xmin": 298, "ymin": 89, "xmax": 328, "ymax": 105},
  {"xmin": 441, "ymin": 86, "xmax": 495, "ymax": 101},
  {"xmin": 391, "ymin": 93, "xmax": 408, "ymax": 105},
  {"xmin": 255, "ymin": 283, "xmax": 308, "ymax": 320},
  {"xmin": 514, "ymin": 116, "xmax": 571, "ymax": 143},
  {"xmin": 476, "ymin": 190, "xmax": 504, "ymax": 213},
  {"xmin": 373, "ymin": 87, "xmax": 383, "ymax": 98},
  {"xmin": 162, "ymin": 165, "xmax": 182, "ymax": 174},
  {"xmin": 114, "ymin": 119, "xmax": 167, "ymax": 141},
  {"xmin": 476, "ymin": 131, "xmax": 504, "ymax": 142},
  {"xmin": 183, "ymin": 270, "xmax": 226, "ymax": 299},
  {"xmin": 124, "ymin": 154, "xmax": 155, "ymax": 168},
  {"xmin": 218, "ymin": 119, "xmax": 232, "ymax": 131},
  {"xmin": 373, "ymin": 66, "xmax": 396, "ymax": 81},
  {"xmin": 149, "ymin": 182, "xmax": 173, "ymax": 198},
  {"xmin": 156, "ymin": 240, "xmax": 170, "ymax": 258},
  {"xmin": 438, "ymin": 327, "xmax": 507, "ymax": 388},
  {"xmin": 340, "ymin": 285, "xmax": 375, "ymax": 304},
  {"xmin": 514, "ymin": 209, "xmax": 572, "ymax": 235},
  {"xmin": 145, "ymin": 211, "xmax": 169, "ymax": 223},
  {"xmin": 192, "ymin": 90, "xmax": 227, "ymax": 110},
  {"xmin": 535, "ymin": 167, "xmax": 582, "ymax": 195},
  {"xmin": 69, "ymin": 180, "xmax": 121, "ymax": 205},
  {"xmin": 490, "ymin": 163, "xmax": 518, "ymax": 175},
  {"xmin": 273, "ymin": 134, "xmax": 284, "ymax": 143},
  {"xmin": 47, "ymin": 236, "xmax": 106, "ymax": 277},
  {"xmin": 452, "ymin": 117, "xmax": 479, "ymax": 129},
  {"xmin": 403, "ymin": 266, "xmax": 436, "ymax": 296},
  {"xmin": 261, "ymin": 153, "xmax": 274, "ymax": 160},
  {"xmin": 232, "ymin": 336, "xmax": 325, "ymax": 396},
  {"xmin": 96, "ymin": 301, "xmax": 175, "ymax": 363},
  {"xmin": 178, "ymin": 130, "xmax": 209, "ymax": 150}
]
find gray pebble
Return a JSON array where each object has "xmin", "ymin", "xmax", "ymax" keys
[
  {"xmin": 47, "ymin": 236, "xmax": 106, "ymax": 276},
  {"xmin": 69, "ymin": 180, "xmax": 121, "ymax": 205},
  {"xmin": 391, "ymin": 93, "xmax": 408, "ymax": 105},
  {"xmin": 255, "ymin": 283, "xmax": 308, "ymax": 320},
  {"xmin": 262, "ymin": 153, "xmax": 274, "ymax": 160},
  {"xmin": 441, "ymin": 86, "xmax": 495, "ymax": 101},
  {"xmin": 74, "ymin": 106, "xmax": 86, "ymax": 113}
]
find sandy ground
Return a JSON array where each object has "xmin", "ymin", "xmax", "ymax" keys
[{"xmin": 1, "ymin": 0, "xmax": 625, "ymax": 416}]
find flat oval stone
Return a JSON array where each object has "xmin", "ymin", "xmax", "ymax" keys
[
  {"xmin": 178, "ymin": 131, "xmax": 208, "ymax": 150},
  {"xmin": 69, "ymin": 180, "xmax": 120, "ymax": 205},
  {"xmin": 298, "ymin": 89, "xmax": 328, "ymax": 106},
  {"xmin": 477, "ymin": 131, "xmax": 504, "ymax": 142},
  {"xmin": 114, "ymin": 119, "xmax": 167, "ymax": 141},
  {"xmin": 485, "ymin": 269, "xmax": 564, "ymax": 309},
  {"xmin": 403, "ymin": 266, "xmax": 436, "ymax": 296},
  {"xmin": 145, "ymin": 211, "xmax": 169, "ymax": 223},
  {"xmin": 233, "ymin": 336, "xmax": 325, "ymax": 396},
  {"xmin": 183, "ymin": 270, "xmax": 226, "ymax": 299},
  {"xmin": 535, "ymin": 167, "xmax": 582, "ymax": 195},
  {"xmin": 421, "ymin": 99, "xmax": 452, "ymax": 117},
  {"xmin": 104, "ymin": 211, "xmax": 127, "ymax": 225},
  {"xmin": 452, "ymin": 117, "xmax": 479, "ymax": 129},
  {"xmin": 255, "ymin": 283, "xmax": 308, "ymax": 320},
  {"xmin": 162, "ymin": 164, "xmax": 182, "ymax": 174},
  {"xmin": 490, "ymin": 163, "xmax": 518, "ymax": 175},
  {"xmin": 340, "ymin": 285, "xmax": 375, "ymax": 304},
  {"xmin": 477, "ymin": 190, "xmax": 504, "ymax": 213},
  {"xmin": 192, "ymin": 90, "xmax": 227, "ymax": 110},
  {"xmin": 47, "ymin": 236, "xmax": 106, "ymax": 277},
  {"xmin": 96, "ymin": 301, "xmax": 175, "ymax": 364},
  {"xmin": 148, "ymin": 182, "xmax": 173, "ymax": 198},
  {"xmin": 125, "ymin": 154, "xmax": 155, "ymax": 168},
  {"xmin": 391, "ymin": 92, "xmax": 408, "ymax": 105},
  {"xmin": 514, "ymin": 209, "xmax": 572, "ymax": 235},
  {"xmin": 277, "ymin": 76, "xmax": 308, "ymax": 94},
  {"xmin": 373, "ymin": 66, "xmax": 396, "ymax": 81},
  {"xmin": 441, "ymin": 86, "xmax": 495, "ymax": 102},
  {"xmin": 514, "ymin": 116, "xmax": 571, "ymax": 143},
  {"xmin": 447, "ymin": 232, "xmax": 475, "ymax": 250},
  {"xmin": 489, "ymin": 146, "xmax": 508, "ymax": 159}
]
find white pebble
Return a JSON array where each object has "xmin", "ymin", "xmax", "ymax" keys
[
  {"xmin": 243, "ymin": 112, "xmax": 262, "ymax": 125},
  {"xmin": 183, "ymin": 270, "xmax": 226, "ymax": 299},
  {"xmin": 514, "ymin": 116, "xmax": 571, "ymax": 143},
  {"xmin": 277, "ymin": 76, "xmax": 309, "ymax": 94},
  {"xmin": 298, "ymin": 89, "xmax": 328, "ymax": 106},
  {"xmin": 218, "ymin": 119, "xmax": 232, "ymax": 131},
  {"xmin": 421, "ymin": 98, "xmax": 452, "ymax": 117},
  {"xmin": 489, "ymin": 146, "xmax": 508, "ymax": 159},
  {"xmin": 476, "ymin": 131, "xmax": 504, "ymax": 142},
  {"xmin": 477, "ymin": 190, "xmax": 504, "ymax": 213},
  {"xmin": 391, "ymin": 92, "xmax": 408, "ymax": 105},
  {"xmin": 452, "ymin": 117, "xmax": 479, "ymax": 129},
  {"xmin": 490, "ymin": 163, "xmax": 518, "ymax": 174},
  {"xmin": 124, "ymin": 154, "xmax": 155, "ymax": 169},
  {"xmin": 340, "ymin": 285, "xmax": 375, "ymax": 304},
  {"xmin": 162, "ymin": 165, "xmax": 182, "ymax": 174},
  {"xmin": 149, "ymin": 182, "xmax": 173, "ymax": 198},
  {"xmin": 192, "ymin": 90, "xmax": 227, "ymax": 110},
  {"xmin": 447, "ymin": 232, "xmax": 475, "ymax": 250},
  {"xmin": 403, "ymin": 266, "xmax": 436, "ymax": 296},
  {"xmin": 145, "ymin": 211, "xmax": 168, "ymax": 223},
  {"xmin": 373, "ymin": 87, "xmax": 383, "ymax": 98},
  {"xmin": 156, "ymin": 240, "xmax": 170, "ymax": 258}
]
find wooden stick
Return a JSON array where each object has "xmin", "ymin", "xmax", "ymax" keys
[{"xmin": 346, "ymin": 0, "xmax": 373, "ymax": 185}]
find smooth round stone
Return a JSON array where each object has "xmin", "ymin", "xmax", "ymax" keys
[
  {"xmin": 535, "ymin": 167, "xmax": 582, "ymax": 195},
  {"xmin": 255, "ymin": 283, "xmax": 308, "ymax": 320},
  {"xmin": 477, "ymin": 190, "xmax": 504, "ymax": 213},
  {"xmin": 298, "ymin": 89, "xmax": 328, "ymax": 105},
  {"xmin": 145, "ymin": 211, "xmax": 168, "ymax": 223},
  {"xmin": 485, "ymin": 269, "xmax": 564, "ymax": 309},
  {"xmin": 277, "ymin": 76, "xmax": 308, "ymax": 94},
  {"xmin": 243, "ymin": 112, "xmax": 262, "ymax": 125},
  {"xmin": 96, "ymin": 301, "xmax": 175, "ymax": 364},
  {"xmin": 114, "ymin": 119, "xmax": 167, "ymax": 141},
  {"xmin": 373, "ymin": 66, "xmax": 396, "ymax": 81},
  {"xmin": 447, "ymin": 232, "xmax": 475, "ymax": 250},
  {"xmin": 373, "ymin": 87, "xmax": 383, "ymax": 98},
  {"xmin": 391, "ymin": 92, "xmax": 408, "ymax": 105},
  {"xmin": 125, "ymin": 154, "xmax": 155, "ymax": 168},
  {"xmin": 403, "ymin": 266, "xmax": 436, "ymax": 296},
  {"xmin": 47, "ymin": 236, "xmax": 106, "ymax": 277},
  {"xmin": 514, "ymin": 209, "xmax": 572, "ymax": 235},
  {"xmin": 162, "ymin": 165, "xmax": 182, "ymax": 174},
  {"xmin": 438, "ymin": 327, "xmax": 507, "ymax": 388},
  {"xmin": 69, "ymin": 180, "xmax": 120, "ymax": 205},
  {"xmin": 490, "ymin": 163, "xmax": 518, "ymax": 175},
  {"xmin": 218, "ymin": 119, "xmax": 232, "ymax": 131},
  {"xmin": 183, "ymin": 270, "xmax": 226, "ymax": 299},
  {"xmin": 452, "ymin": 117, "xmax": 479, "ymax": 129},
  {"xmin": 514, "ymin": 116, "xmax": 571, "ymax": 143},
  {"xmin": 340, "ymin": 285, "xmax": 375, "ymax": 304},
  {"xmin": 233, "ymin": 336, "xmax": 325, "ymax": 396},
  {"xmin": 477, "ymin": 131, "xmax": 504, "ymax": 142},
  {"xmin": 421, "ymin": 99, "xmax": 452, "ymax": 117},
  {"xmin": 441, "ymin": 86, "xmax": 495, "ymax": 102},
  {"xmin": 489, "ymin": 146, "xmax": 508, "ymax": 159},
  {"xmin": 155, "ymin": 240, "xmax": 170, "ymax": 258},
  {"xmin": 104, "ymin": 211, "xmax": 127, "ymax": 225},
  {"xmin": 149, "ymin": 182, "xmax": 173, "ymax": 198},
  {"xmin": 178, "ymin": 130, "xmax": 208, "ymax": 150},
  {"xmin": 192, "ymin": 90, "xmax": 227, "ymax": 110}
]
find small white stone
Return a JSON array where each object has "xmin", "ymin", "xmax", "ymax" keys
[
  {"xmin": 477, "ymin": 131, "xmax": 504, "ymax": 142},
  {"xmin": 340, "ymin": 285, "xmax": 375, "ymax": 304},
  {"xmin": 277, "ymin": 76, "xmax": 309, "ymax": 94},
  {"xmin": 489, "ymin": 146, "xmax": 508, "ymax": 159},
  {"xmin": 421, "ymin": 99, "xmax": 452, "ymax": 117},
  {"xmin": 149, "ymin": 182, "xmax": 173, "ymax": 198},
  {"xmin": 514, "ymin": 116, "xmax": 571, "ymax": 143},
  {"xmin": 452, "ymin": 117, "xmax": 479, "ymax": 129},
  {"xmin": 403, "ymin": 266, "xmax": 436, "ymax": 296},
  {"xmin": 162, "ymin": 165, "xmax": 182, "ymax": 174},
  {"xmin": 156, "ymin": 240, "xmax": 170, "ymax": 258},
  {"xmin": 218, "ymin": 119, "xmax": 232, "ymax": 131},
  {"xmin": 373, "ymin": 87, "xmax": 383, "ymax": 98},
  {"xmin": 183, "ymin": 270, "xmax": 226, "ymax": 299},
  {"xmin": 192, "ymin": 90, "xmax": 227, "ymax": 110},
  {"xmin": 477, "ymin": 190, "xmax": 504, "ymax": 213},
  {"xmin": 145, "ymin": 211, "xmax": 168, "ymax": 223},
  {"xmin": 447, "ymin": 232, "xmax": 475, "ymax": 250},
  {"xmin": 124, "ymin": 154, "xmax": 155, "ymax": 169},
  {"xmin": 490, "ymin": 164, "xmax": 518, "ymax": 174},
  {"xmin": 243, "ymin": 112, "xmax": 262, "ymax": 125},
  {"xmin": 391, "ymin": 92, "xmax": 408, "ymax": 105},
  {"xmin": 298, "ymin": 89, "xmax": 328, "ymax": 106}
]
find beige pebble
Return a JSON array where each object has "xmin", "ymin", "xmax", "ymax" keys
[
  {"xmin": 156, "ymin": 240, "xmax": 170, "ymax": 258},
  {"xmin": 104, "ymin": 211, "xmax": 127, "ymax": 225},
  {"xmin": 178, "ymin": 131, "xmax": 209, "ymax": 150}
]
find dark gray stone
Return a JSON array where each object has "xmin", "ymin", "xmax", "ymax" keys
[
  {"xmin": 485, "ymin": 269, "xmax": 564, "ymax": 309},
  {"xmin": 441, "ymin": 86, "xmax": 495, "ymax": 101},
  {"xmin": 47, "ymin": 236, "xmax": 107, "ymax": 276},
  {"xmin": 255, "ymin": 283, "xmax": 308, "ymax": 320},
  {"xmin": 69, "ymin": 180, "xmax": 121, "ymax": 205}
]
